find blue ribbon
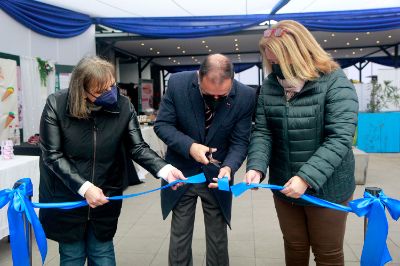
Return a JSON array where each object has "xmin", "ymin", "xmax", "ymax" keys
[
  {"xmin": 33, "ymin": 173, "xmax": 206, "ymax": 209},
  {"xmin": 229, "ymin": 182, "xmax": 400, "ymax": 266},
  {"xmin": 217, "ymin": 176, "xmax": 230, "ymax": 191},
  {"xmin": 1, "ymin": 173, "xmax": 206, "ymax": 265},
  {"xmin": 349, "ymin": 191, "xmax": 400, "ymax": 266},
  {"xmin": 230, "ymin": 182, "xmax": 352, "ymax": 212},
  {"xmin": 3, "ymin": 175, "xmax": 400, "ymax": 266},
  {"xmin": 230, "ymin": 182, "xmax": 281, "ymax": 197},
  {"xmin": 0, "ymin": 178, "xmax": 47, "ymax": 266}
]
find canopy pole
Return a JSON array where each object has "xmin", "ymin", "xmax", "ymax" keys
[
  {"xmin": 354, "ymin": 61, "xmax": 369, "ymax": 83},
  {"xmin": 162, "ymin": 69, "xmax": 167, "ymax": 95},
  {"xmin": 270, "ymin": 0, "xmax": 290, "ymax": 15}
]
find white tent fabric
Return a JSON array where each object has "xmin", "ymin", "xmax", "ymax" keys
[
  {"xmin": 38, "ymin": 0, "xmax": 275, "ymax": 17},
  {"xmin": 282, "ymin": 0, "xmax": 400, "ymax": 13},
  {"xmin": 38, "ymin": 0, "xmax": 400, "ymax": 18}
]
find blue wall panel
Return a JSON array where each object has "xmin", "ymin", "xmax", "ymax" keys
[{"xmin": 357, "ymin": 112, "xmax": 400, "ymax": 153}]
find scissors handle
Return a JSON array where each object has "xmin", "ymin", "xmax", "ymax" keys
[{"xmin": 207, "ymin": 147, "xmax": 221, "ymax": 167}]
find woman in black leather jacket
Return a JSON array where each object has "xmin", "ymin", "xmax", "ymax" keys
[{"xmin": 39, "ymin": 56, "xmax": 185, "ymax": 266}]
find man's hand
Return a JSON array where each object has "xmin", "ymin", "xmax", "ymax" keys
[
  {"xmin": 189, "ymin": 143, "xmax": 216, "ymax": 165},
  {"xmin": 244, "ymin": 170, "xmax": 262, "ymax": 190},
  {"xmin": 166, "ymin": 168, "xmax": 187, "ymax": 190},
  {"xmin": 280, "ymin": 175, "xmax": 309, "ymax": 198},
  {"xmin": 84, "ymin": 185, "xmax": 109, "ymax": 208},
  {"xmin": 208, "ymin": 166, "xmax": 231, "ymax": 189}
]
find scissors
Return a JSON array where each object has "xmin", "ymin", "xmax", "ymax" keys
[{"xmin": 206, "ymin": 147, "xmax": 221, "ymax": 168}]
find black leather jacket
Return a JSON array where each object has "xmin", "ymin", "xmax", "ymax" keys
[{"xmin": 39, "ymin": 89, "xmax": 167, "ymax": 242}]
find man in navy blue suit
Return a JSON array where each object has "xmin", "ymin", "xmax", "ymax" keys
[{"xmin": 154, "ymin": 54, "xmax": 256, "ymax": 265}]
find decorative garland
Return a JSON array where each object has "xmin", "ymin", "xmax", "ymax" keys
[{"xmin": 36, "ymin": 57, "xmax": 53, "ymax": 86}]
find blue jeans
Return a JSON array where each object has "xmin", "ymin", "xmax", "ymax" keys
[{"xmin": 59, "ymin": 225, "xmax": 116, "ymax": 266}]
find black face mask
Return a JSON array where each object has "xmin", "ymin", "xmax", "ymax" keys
[
  {"xmin": 203, "ymin": 95, "xmax": 226, "ymax": 111},
  {"xmin": 271, "ymin": 63, "xmax": 285, "ymax": 80}
]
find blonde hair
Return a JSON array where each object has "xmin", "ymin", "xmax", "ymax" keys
[
  {"xmin": 68, "ymin": 56, "xmax": 115, "ymax": 119},
  {"xmin": 259, "ymin": 20, "xmax": 339, "ymax": 85}
]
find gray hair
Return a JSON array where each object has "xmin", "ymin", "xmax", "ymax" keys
[{"xmin": 199, "ymin": 54, "xmax": 234, "ymax": 84}]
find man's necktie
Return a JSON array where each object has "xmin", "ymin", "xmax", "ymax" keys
[{"xmin": 205, "ymin": 104, "xmax": 214, "ymax": 132}]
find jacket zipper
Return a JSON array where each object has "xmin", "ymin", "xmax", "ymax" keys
[
  {"xmin": 88, "ymin": 121, "xmax": 97, "ymax": 220},
  {"xmin": 285, "ymin": 98, "xmax": 291, "ymax": 180}
]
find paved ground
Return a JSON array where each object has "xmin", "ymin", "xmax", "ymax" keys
[{"xmin": 0, "ymin": 153, "xmax": 399, "ymax": 265}]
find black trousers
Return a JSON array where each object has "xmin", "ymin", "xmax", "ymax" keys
[{"xmin": 168, "ymin": 183, "xmax": 229, "ymax": 266}]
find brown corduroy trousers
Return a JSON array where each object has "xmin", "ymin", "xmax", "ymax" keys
[{"xmin": 273, "ymin": 195, "xmax": 351, "ymax": 266}]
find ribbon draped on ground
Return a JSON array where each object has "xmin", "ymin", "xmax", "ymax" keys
[
  {"xmin": 0, "ymin": 174, "xmax": 206, "ymax": 266},
  {"xmin": 227, "ymin": 180, "xmax": 400, "ymax": 266}
]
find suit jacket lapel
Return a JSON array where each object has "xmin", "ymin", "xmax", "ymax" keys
[
  {"xmin": 188, "ymin": 73, "xmax": 206, "ymax": 143},
  {"xmin": 205, "ymin": 80, "xmax": 237, "ymax": 144}
]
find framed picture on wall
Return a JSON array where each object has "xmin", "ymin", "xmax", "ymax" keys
[
  {"xmin": 139, "ymin": 79, "xmax": 153, "ymax": 113},
  {"xmin": 0, "ymin": 58, "xmax": 19, "ymax": 141}
]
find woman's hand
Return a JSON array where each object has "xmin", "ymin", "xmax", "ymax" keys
[
  {"xmin": 244, "ymin": 170, "xmax": 262, "ymax": 190},
  {"xmin": 281, "ymin": 176, "xmax": 309, "ymax": 198},
  {"xmin": 166, "ymin": 168, "xmax": 187, "ymax": 190},
  {"xmin": 84, "ymin": 185, "xmax": 109, "ymax": 208}
]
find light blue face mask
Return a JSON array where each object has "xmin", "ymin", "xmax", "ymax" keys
[{"xmin": 93, "ymin": 85, "xmax": 118, "ymax": 108}]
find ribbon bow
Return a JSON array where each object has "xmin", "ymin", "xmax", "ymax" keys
[
  {"xmin": 0, "ymin": 178, "xmax": 47, "ymax": 266},
  {"xmin": 349, "ymin": 191, "xmax": 400, "ymax": 266}
]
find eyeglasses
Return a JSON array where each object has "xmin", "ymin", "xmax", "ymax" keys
[{"xmin": 263, "ymin": 28, "xmax": 287, "ymax": 38}]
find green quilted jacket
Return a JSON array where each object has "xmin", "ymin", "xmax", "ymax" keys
[{"xmin": 246, "ymin": 68, "xmax": 359, "ymax": 204}]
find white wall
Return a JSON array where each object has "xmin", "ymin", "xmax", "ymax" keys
[
  {"xmin": 0, "ymin": 10, "xmax": 96, "ymax": 65},
  {"xmin": 118, "ymin": 61, "xmax": 151, "ymax": 84},
  {"xmin": 344, "ymin": 62, "xmax": 396, "ymax": 84},
  {"xmin": 378, "ymin": 67, "xmax": 400, "ymax": 89},
  {"xmin": 235, "ymin": 66, "xmax": 260, "ymax": 86},
  {"xmin": 345, "ymin": 63, "xmax": 400, "ymax": 111},
  {"xmin": 354, "ymin": 83, "xmax": 372, "ymax": 112},
  {"xmin": 238, "ymin": 62, "xmax": 399, "ymax": 89}
]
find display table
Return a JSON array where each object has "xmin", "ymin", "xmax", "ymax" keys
[
  {"xmin": 134, "ymin": 126, "xmax": 166, "ymax": 180},
  {"xmin": 0, "ymin": 156, "xmax": 40, "ymax": 240}
]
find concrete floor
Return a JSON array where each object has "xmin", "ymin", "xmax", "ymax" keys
[{"xmin": 1, "ymin": 153, "xmax": 400, "ymax": 265}]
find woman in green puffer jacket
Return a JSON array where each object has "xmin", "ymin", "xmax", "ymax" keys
[{"xmin": 245, "ymin": 20, "xmax": 358, "ymax": 266}]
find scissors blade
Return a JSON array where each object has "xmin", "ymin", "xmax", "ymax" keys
[{"xmin": 207, "ymin": 147, "xmax": 221, "ymax": 168}]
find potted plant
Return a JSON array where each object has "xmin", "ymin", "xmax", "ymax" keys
[{"xmin": 367, "ymin": 79, "xmax": 400, "ymax": 112}]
